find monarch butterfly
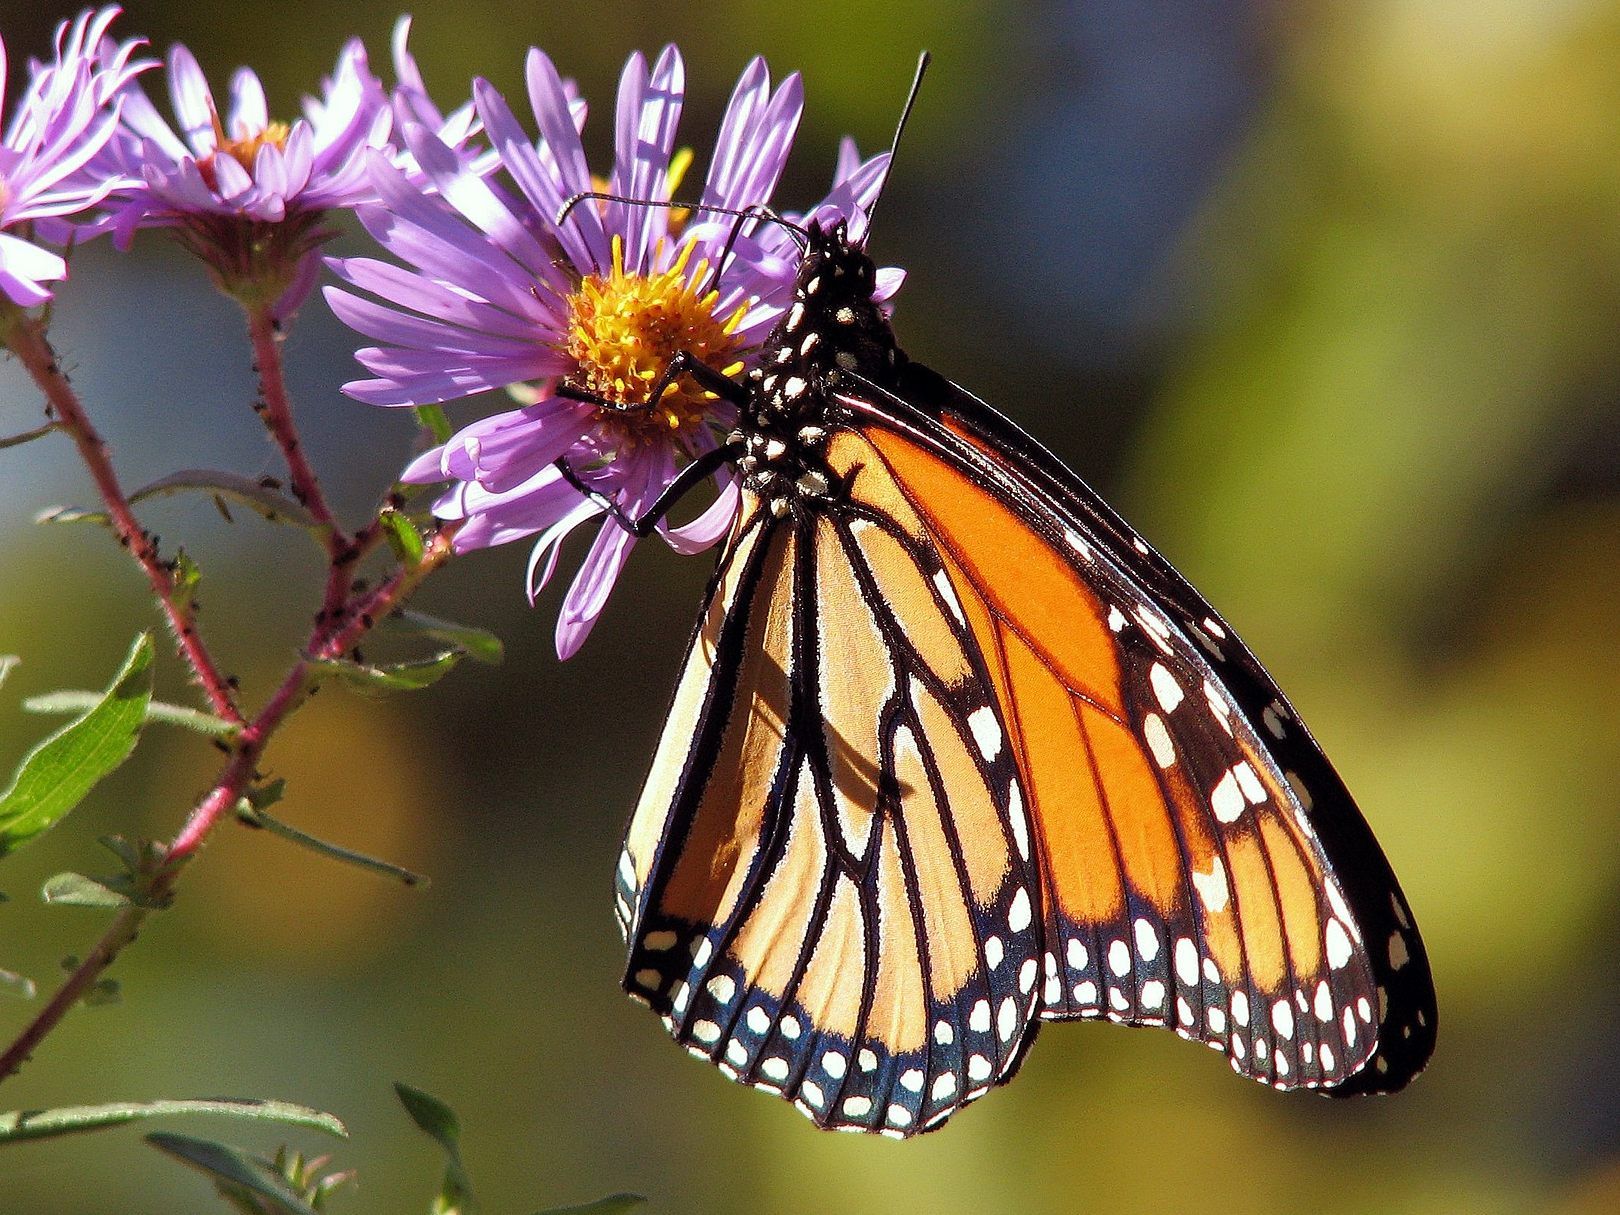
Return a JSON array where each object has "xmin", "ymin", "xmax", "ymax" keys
[{"xmin": 577, "ymin": 60, "xmax": 1436, "ymax": 1137}]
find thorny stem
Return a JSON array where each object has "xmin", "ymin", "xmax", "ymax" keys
[
  {"xmin": 2, "ymin": 316, "xmax": 245, "ymax": 726},
  {"xmin": 0, "ymin": 308, "xmax": 463, "ymax": 1086},
  {"xmin": 0, "ymin": 524, "xmax": 460, "ymax": 1086}
]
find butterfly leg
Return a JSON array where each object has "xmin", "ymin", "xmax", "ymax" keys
[{"xmin": 554, "ymin": 440, "xmax": 742, "ymax": 538}]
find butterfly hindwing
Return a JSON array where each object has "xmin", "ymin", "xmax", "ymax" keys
[{"xmin": 619, "ymin": 462, "xmax": 1044, "ymax": 1135}]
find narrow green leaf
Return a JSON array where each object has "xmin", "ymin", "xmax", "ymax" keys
[
  {"xmin": 41, "ymin": 871, "xmax": 130, "ymax": 908},
  {"xmin": 236, "ymin": 803, "xmax": 426, "ymax": 888},
  {"xmin": 23, "ymin": 690, "xmax": 236, "ymax": 738},
  {"xmin": 0, "ymin": 421, "xmax": 60, "ymax": 450},
  {"xmin": 0, "ymin": 634, "xmax": 154, "ymax": 858},
  {"xmin": 414, "ymin": 404, "xmax": 453, "ymax": 445},
  {"xmin": 35, "ymin": 504, "xmax": 111, "ymax": 527},
  {"xmin": 241, "ymin": 778, "xmax": 287, "ymax": 814},
  {"xmin": 0, "ymin": 656, "xmax": 18, "ymax": 689},
  {"xmin": 147, "ymin": 1133, "xmax": 321, "ymax": 1215},
  {"xmin": 127, "ymin": 469, "xmax": 318, "ymax": 530},
  {"xmin": 395, "ymin": 1084, "xmax": 473, "ymax": 1215},
  {"xmin": 0, "ymin": 967, "xmax": 35, "ymax": 1000},
  {"xmin": 307, "ymin": 650, "xmax": 463, "ymax": 696},
  {"xmin": 380, "ymin": 508, "xmax": 426, "ymax": 565},
  {"xmin": 534, "ymin": 1196, "xmax": 647, "ymax": 1215},
  {"xmin": 0, "ymin": 1098, "xmax": 346, "ymax": 1144},
  {"xmin": 391, "ymin": 611, "xmax": 504, "ymax": 665}
]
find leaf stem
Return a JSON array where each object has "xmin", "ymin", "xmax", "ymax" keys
[{"xmin": 2, "ymin": 316, "xmax": 244, "ymax": 727}]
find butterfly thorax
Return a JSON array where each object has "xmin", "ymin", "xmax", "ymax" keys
[{"xmin": 733, "ymin": 220, "xmax": 903, "ymax": 518}]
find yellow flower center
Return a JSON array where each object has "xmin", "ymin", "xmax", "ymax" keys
[
  {"xmin": 199, "ymin": 107, "xmax": 291, "ymax": 190},
  {"xmin": 563, "ymin": 235, "xmax": 747, "ymax": 446}
]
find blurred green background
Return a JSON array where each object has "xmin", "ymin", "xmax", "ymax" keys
[{"xmin": 2, "ymin": 0, "xmax": 1619, "ymax": 1211}]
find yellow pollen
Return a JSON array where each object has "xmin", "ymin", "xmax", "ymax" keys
[{"xmin": 563, "ymin": 235, "xmax": 748, "ymax": 445}]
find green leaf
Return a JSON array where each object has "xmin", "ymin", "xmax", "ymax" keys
[
  {"xmin": 391, "ymin": 611, "xmax": 504, "ymax": 665},
  {"xmin": 0, "ymin": 634, "xmax": 154, "ymax": 858},
  {"xmin": 127, "ymin": 468, "xmax": 318, "ymax": 530},
  {"xmin": 147, "ymin": 1133, "xmax": 321, "ymax": 1215},
  {"xmin": 395, "ymin": 1084, "xmax": 474, "ymax": 1215},
  {"xmin": 41, "ymin": 871, "xmax": 130, "ymax": 908},
  {"xmin": 0, "ymin": 1098, "xmax": 346, "ymax": 1144},
  {"xmin": 534, "ymin": 1196, "xmax": 647, "ymax": 1215},
  {"xmin": 236, "ymin": 803, "xmax": 426, "ymax": 888},
  {"xmin": 35, "ymin": 504, "xmax": 111, "ymax": 527},
  {"xmin": 0, "ymin": 421, "xmax": 60, "ymax": 450},
  {"xmin": 380, "ymin": 507, "xmax": 426, "ymax": 565},
  {"xmin": 0, "ymin": 967, "xmax": 35, "ymax": 1000},
  {"xmin": 307, "ymin": 650, "xmax": 464, "ymax": 696},
  {"xmin": 23, "ymin": 690, "xmax": 236, "ymax": 738},
  {"xmin": 414, "ymin": 404, "xmax": 453, "ymax": 445}
]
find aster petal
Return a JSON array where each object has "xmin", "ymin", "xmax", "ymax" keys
[
  {"xmin": 523, "ymin": 50, "xmax": 610, "ymax": 268},
  {"xmin": 608, "ymin": 45, "xmax": 684, "ymax": 271},
  {"xmin": 401, "ymin": 121, "xmax": 559, "ymax": 282},
  {"xmin": 326, "ymin": 256, "xmax": 545, "ymax": 342},
  {"xmin": 0, "ymin": 232, "xmax": 66, "ymax": 305},
  {"xmin": 325, "ymin": 286, "xmax": 543, "ymax": 359},
  {"xmin": 355, "ymin": 152, "xmax": 556, "ymax": 321},
  {"xmin": 165, "ymin": 44, "xmax": 216, "ymax": 153},
  {"xmin": 344, "ymin": 348, "xmax": 562, "ymax": 406},
  {"xmin": 228, "ymin": 66, "xmax": 268, "ymax": 137},
  {"xmin": 702, "ymin": 63, "xmax": 802, "ymax": 218}
]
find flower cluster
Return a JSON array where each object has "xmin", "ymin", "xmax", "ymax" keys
[{"xmin": 3, "ymin": 7, "xmax": 902, "ymax": 658}]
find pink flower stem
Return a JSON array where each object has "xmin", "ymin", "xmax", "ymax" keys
[
  {"xmin": 244, "ymin": 306, "xmax": 367, "ymax": 649},
  {"xmin": 0, "ymin": 522, "xmax": 460, "ymax": 1086},
  {"xmin": 2, "ymin": 315, "xmax": 244, "ymax": 726}
]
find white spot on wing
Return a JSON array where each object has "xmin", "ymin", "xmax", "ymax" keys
[
  {"xmin": 1175, "ymin": 937, "xmax": 1198, "ymax": 986},
  {"xmin": 1150, "ymin": 663, "xmax": 1185, "ymax": 713},
  {"xmin": 1108, "ymin": 939, "xmax": 1131, "ymax": 977},
  {"xmin": 1008, "ymin": 887, "xmax": 1032, "ymax": 933},
  {"xmin": 1326, "ymin": 919, "xmax": 1353, "ymax": 970},
  {"xmin": 1211, "ymin": 769, "xmax": 1245, "ymax": 823},
  {"xmin": 1134, "ymin": 918, "xmax": 1160, "ymax": 962},
  {"xmin": 1234, "ymin": 761, "xmax": 1266, "ymax": 804},
  {"xmin": 1144, "ymin": 713, "xmax": 1176, "ymax": 768},
  {"xmin": 968, "ymin": 706, "xmax": 1003, "ymax": 760},
  {"xmin": 932, "ymin": 568, "xmax": 966, "ymax": 627},
  {"xmin": 1192, "ymin": 857, "xmax": 1230, "ymax": 913}
]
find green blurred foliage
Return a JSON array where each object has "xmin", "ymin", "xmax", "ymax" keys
[{"xmin": 2, "ymin": 0, "xmax": 1619, "ymax": 1212}]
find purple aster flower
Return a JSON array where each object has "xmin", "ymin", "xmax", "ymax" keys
[
  {"xmin": 77, "ymin": 33, "xmax": 393, "ymax": 312},
  {"xmin": 0, "ymin": 7, "xmax": 147, "ymax": 308},
  {"xmin": 326, "ymin": 46, "xmax": 899, "ymax": 658}
]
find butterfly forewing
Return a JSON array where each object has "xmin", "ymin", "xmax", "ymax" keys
[{"xmin": 836, "ymin": 370, "xmax": 1435, "ymax": 1091}]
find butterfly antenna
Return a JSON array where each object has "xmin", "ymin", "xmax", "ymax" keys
[
  {"xmin": 861, "ymin": 50, "xmax": 931, "ymax": 240},
  {"xmin": 555, "ymin": 192, "xmax": 808, "ymax": 250}
]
